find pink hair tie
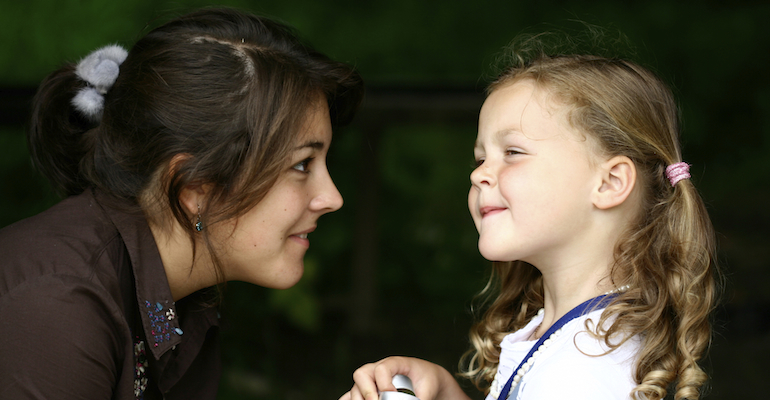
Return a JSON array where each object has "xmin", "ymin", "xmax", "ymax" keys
[{"xmin": 666, "ymin": 162, "xmax": 691, "ymax": 186}]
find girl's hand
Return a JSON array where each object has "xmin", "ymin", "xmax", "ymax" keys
[{"xmin": 338, "ymin": 356, "xmax": 471, "ymax": 400}]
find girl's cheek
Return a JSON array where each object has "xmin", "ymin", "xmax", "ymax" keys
[
  {"xmin": 498, "ymin": 167, "xmax": 516, "ymax": 189},
  {"xmin": 468, "ymin": 188, "xmax": 479, "ymax": 212}
]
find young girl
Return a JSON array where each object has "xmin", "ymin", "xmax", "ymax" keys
[
  {"xmin": 0, "ymin": 7, "xmax": 362, "ymax": 400},
  {"xmin": 341, "ymin": 41, "xmax": 717, "ymax": 400}
]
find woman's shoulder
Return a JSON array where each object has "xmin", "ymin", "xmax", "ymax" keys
[
  {"xmin": 1, "ymin": 190, "xmax": 108, "ymax": 239},
  {"xmin": 0, "ymin": 270, "xmax": 132, "ymax": 398},
  {"xmin": 0, "ymin": 190, "xmax": 123, "ymax": 294}
]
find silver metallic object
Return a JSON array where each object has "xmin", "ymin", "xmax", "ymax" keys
[{"xmin": 379, "ymin": 374, "xmax": 419, "ymax": 400}]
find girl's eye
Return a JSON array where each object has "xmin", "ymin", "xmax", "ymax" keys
[
  {"xmin": 474, "ymin": 158, "xmax": 485, "ymax": 168},
  {"xmin": 506, "ymin": 148, "xmax": 522, "ymax": 156},
  {"xmin": 292, "ymin": 158, "xmax": 312, "ymax": 173}
]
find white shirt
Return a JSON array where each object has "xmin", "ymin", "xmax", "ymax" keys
[{"xmin": 485, "ymin": 308, "xmax": 641, "ymax": 400}]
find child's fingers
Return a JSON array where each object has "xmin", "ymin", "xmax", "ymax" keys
[
  {"xmin": 353, "ymin": 383, "xmax": 380, "ymax": 400},
  {"xmin": 372, "ymin": 361, "xmax": 399, "ymax": 392},
  {"xmin": 339, "ymin": 385, "xmax": 364, "ymax": 400},
  {"xmin": 346, "ymin": 357, "xmax": 424, "ymax": 400},
  {"xmin": 351, "ymin": 364, "xmax": 385, "ymax": 400}
]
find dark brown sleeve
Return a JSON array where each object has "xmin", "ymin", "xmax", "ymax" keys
[{"xmin": 0, "ymin": 274, "xmax": 130, "ymax": 399}]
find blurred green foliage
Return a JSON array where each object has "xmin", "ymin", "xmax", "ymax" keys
[{"xmin": 2, "ymin": 0, "xmax": 769, "ymax": 399}]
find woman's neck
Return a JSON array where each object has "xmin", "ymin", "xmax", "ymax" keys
[{"xmin": 148, "ymin": 219, "xmax": 219, "ymax": 301}]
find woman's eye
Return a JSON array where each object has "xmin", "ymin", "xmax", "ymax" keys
[{"xmin": 292, "ymin": 158, "xmax": 312, "ymax": 173}]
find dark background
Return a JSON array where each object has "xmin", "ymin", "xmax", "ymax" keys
[{"xmin": 1, "ymin": 1, "xmax": 768, "ymax": 399}]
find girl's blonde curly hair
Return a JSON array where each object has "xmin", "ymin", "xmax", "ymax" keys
[{"xmin": 460, "ymin": 35, "xmax": 719, "ymax": 400}]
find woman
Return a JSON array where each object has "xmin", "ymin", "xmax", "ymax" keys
[{"xmin": 0, "ymin": 7, "xmax": 363, "ymax": 400}]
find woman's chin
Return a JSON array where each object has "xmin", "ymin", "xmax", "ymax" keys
[{"xmin": 256, "ymin": 263, "xmax": 305, "ymax": 290}]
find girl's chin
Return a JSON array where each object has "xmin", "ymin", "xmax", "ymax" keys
[{"xmin": 477, "ymin": 248, "xmax": 513, "ymax": 263}]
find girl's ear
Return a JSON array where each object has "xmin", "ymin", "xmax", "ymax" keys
[{"xmin": 593, "ymin": 155, "xmax": 636, "ymax": 210}]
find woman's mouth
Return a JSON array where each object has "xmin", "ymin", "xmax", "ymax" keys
[{"xmin": 289, "ymin": 227, "xmax": 315, "ymax": 248}]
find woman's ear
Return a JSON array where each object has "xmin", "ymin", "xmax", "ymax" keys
[
  {"xmin": 593, "ymin": 155, "xmax": 636, "ymax": 210},
  {"xmin": 178, "ymin": 184, "xmax": 208, "ymax": 217},
  {"xmin": 168, "ymin": 153, "xmax": 209, "ymax": 216}
]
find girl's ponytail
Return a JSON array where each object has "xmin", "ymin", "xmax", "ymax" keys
[
  {"xmin": 28, "ymin": 64, "xmax": 94, "ymax": 196},
  {"xmin": 633, "ymin": 164, "xmax": 717, "ymax": 400}
]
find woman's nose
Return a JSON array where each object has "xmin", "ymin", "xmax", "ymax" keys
[{"xmin": 310, "ymin": 171, "xmax": 343, "ymax": 213}]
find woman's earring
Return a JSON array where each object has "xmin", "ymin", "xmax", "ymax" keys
[{"xmin": 195, "ymin": 205, "xmax": 203, "ymax": 232}]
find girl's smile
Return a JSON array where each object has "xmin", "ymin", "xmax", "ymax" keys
[
  {"xmin": 469, "ymin": 79, "xmax": 603, "ymax": 267},
  {"xmin": 479, "ymin": 206, "xmax": 507, "ymax": 218}
]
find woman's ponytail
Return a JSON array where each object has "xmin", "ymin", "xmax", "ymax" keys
[
  {"xmin": 28, "ymin": 64, "xmax": 94, "ymax": 196},
  {"xmin": 29, "ymin": 45, "xmax": 128, "ymax": 196}
]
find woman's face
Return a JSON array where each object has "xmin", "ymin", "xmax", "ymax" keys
[{"xmin": 214, "ymin": 99, "xmax": 343, "ymax": 289}]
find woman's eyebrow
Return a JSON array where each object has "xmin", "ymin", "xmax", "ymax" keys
[{"xmin": 294, "ymin": 140, "xmax": 325, "ymax": 150}]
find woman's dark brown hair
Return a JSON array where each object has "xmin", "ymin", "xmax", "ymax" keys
[{"xmin": 28, "ymin": 7, "xmax": 363, "ymax": 280}]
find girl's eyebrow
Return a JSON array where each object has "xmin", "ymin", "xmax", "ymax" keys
[
  {"xmin": 475, "ymin": 129, "xmax": 523, "ymax": 149},
  {"xmin": 496, "ymin": 128, "xmax": 523, "ymax": 139}
]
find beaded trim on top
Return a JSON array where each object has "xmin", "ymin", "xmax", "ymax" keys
[
  {"xmin": 134, "ymin": 338, "xmax": 148, "ymax": 399},
  {"xmin": 488, "ymin": 308, "xmax": 552, "ymax": 399},
  {"xmin": 144, "ymin": 300, "xmax": 183, "ymax": 347}
]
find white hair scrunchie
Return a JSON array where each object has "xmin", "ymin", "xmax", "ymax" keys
[{"xmin": 71, "ymin": 44, "xmax": 129, "ymax": 121}]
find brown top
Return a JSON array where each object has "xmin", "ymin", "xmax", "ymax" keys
[{"xmin": 0, "ymin": 189, "xmax": 221, "ymax": 399}]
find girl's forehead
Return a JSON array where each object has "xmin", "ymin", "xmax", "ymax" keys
[{"xmin": 478, "ymin": 81, "xmax": 575, "ymax": 142}]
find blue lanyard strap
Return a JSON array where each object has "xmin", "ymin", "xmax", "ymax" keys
[{"xmin": 496, "ymin": 293, "xmax": 618, "ymax": 400}]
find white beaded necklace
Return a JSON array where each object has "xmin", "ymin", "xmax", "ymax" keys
[
  {"xmin": 603, "ymin": 284, "xmax": 631, "ymax": 296},
  {"xmin": 489, "ymin": 285, "xmax": 631, "ymax": 399}
]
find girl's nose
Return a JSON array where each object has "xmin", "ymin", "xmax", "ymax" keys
[{"xmin": 470, "ymin": 163, "xmax": 496, "ymax": 188}]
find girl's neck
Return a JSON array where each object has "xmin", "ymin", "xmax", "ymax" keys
[
  {"xmin": 528, "ymin": 209, "xmax": 631, "ymax": 339},
  {"xmin": 530, "ymin": 253, "xmax": 617, "ymax": 339}
]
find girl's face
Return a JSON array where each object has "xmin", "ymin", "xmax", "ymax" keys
[
  {"xmin": 468, "ymin": 80, "xmax": 604, "ymax": 267},
  {"xmin": 213, "ymin": 99, "xmax": 343, "ymax": 289}
]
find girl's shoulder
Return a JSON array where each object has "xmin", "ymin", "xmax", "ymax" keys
[
  {"xmin": 492, "ymin": 308, "xmax": 641, "ymax": 399},
  {"xmin": 542, "ymin": 308, "xmax": 642, "ymax": 369},
  {"xmin": 519, "ymin": 308, "xmax": 641, "ymax": 399}
]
